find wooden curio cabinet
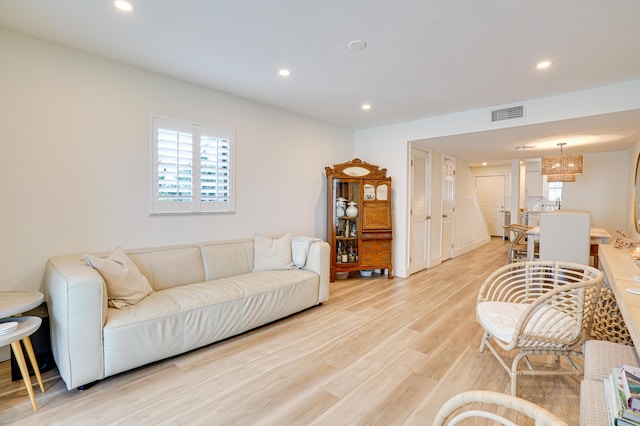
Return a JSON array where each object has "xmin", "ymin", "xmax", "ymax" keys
[{"xmin": 325, "ymin": 158, "xmax": 393, "ymax": 282}]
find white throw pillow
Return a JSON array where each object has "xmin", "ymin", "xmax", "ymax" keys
[
  {"xmin": 291, "ymin": 236, "xmax": 321, "ymax": 268},
  {"xmin": 84, "ymin": 246, "xmax": 154, "ymax": 309},
  {"xmin": 253, "ymin": 233, "xmax": 294, "ymax": 272}
]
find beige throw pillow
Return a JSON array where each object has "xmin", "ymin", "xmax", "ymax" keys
[
  {"xmin": 252, "ymin": 233, "xmax": 294, "ymax": 272},
  {"xmin": 85, "ymin": 246, "xmax": 154, "ymax": 309}
]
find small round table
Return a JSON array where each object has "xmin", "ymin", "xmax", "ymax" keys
[
  {"xmin": 0, "ymin": 291, "xmax": 44, "ymax": 319},
  {"xmin": 0, "ymin": 291, "xmax": 45, "ymax": 412}
]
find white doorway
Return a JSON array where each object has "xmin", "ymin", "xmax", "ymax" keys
[
  {"xmin": 441, "ymin": 156, "xmax": 455, "ymax": 262},
  {"xmin": 409, "ymin": 147, "xmax": 430, "ymax": 274},
  {"xmin": 475, "ymin": 175, "xmax": 506, "ymax": 237}
]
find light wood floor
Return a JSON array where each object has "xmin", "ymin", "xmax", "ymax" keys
[{"xmin": 0, "ymin": 238, "xmax": 580, "ymax": 425}]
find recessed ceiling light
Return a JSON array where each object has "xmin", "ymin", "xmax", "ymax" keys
[
  {"xmin": 482, "ymin": 162, "xmax": 488, "ymax": 166},
  {"xmin": 278, "ymin": 69, "xmax": 291, "ymax": 77},
  {"xmin": 537, "ymin": 60, "xmax": 551, "ymax": 70},
  {"xmin": 114, "ymin": 0, "xmax": 135, "ymax": 12},
  {"xmin": 361, "ymin": 104, "xmax": 371, "ymax": 111},
  {"xmin": 348, "ymin": 40, "xmax": 368, "ymax": 51},
  {"xmin": 515, "ymin": 145, "xmax": 536, "ymax": 151}
]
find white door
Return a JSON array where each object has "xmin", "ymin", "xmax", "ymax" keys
[
  {"xmin": 409, "ymin": 147, "xmax": 430, "ymax": 274},
  {"xmin": 441, "ymin": 156, "xmax": 455, "ymax": 261},
  {"xmin": 475, "ymin": 175, "xmax": 506, "ymax": 237}
]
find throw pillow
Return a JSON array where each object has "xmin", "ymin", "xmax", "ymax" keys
[
  {"xmin": 84, "ymin": 246, "xmax": 154, "ymax": 309},
  {"xmin": 252, "ymin": 233, "xmax": 294, "ymax": 272},
  {"xmin": 291, "ymin": 236, "xmax": 321, "ymax": 268}
]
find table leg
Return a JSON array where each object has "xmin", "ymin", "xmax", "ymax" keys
[
  {"xmin": 527, "ymin": 236, "xmax": 534, "ymax": 261},
  {"xmin": 10, "ymin": 341, "xmax": 38, "ymax": 412},
  {"xmin": 590, "ymin": 244, "xmax": 599, "ymax": 268},
  {"xmin": 22, "ymin": 336, "xmax": 45, "ymax": 393}
]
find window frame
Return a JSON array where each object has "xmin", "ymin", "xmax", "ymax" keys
[{"xmin": 150, "ymin": 116, "xmax": 235, "ymax": 215}]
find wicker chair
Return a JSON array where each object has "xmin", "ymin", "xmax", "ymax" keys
[
  {"xmin": 504, "ymin": 224, "xmax": 537, "ymax": 263},
  {"xmin": 433, "ymin": 390, "xmax": 569, "ymax": 426},
  {"xmin": 476, "ymin": 260, "xmax": 604, "ymax": 395}
]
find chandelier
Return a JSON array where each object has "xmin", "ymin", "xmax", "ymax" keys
[
  {"xmin": 545, "ymin": 173, "xmax": 576, "ymax": 182},
  {"xmin": 541, "ymin": 142, "xmax": 583, "ymax": 177}
]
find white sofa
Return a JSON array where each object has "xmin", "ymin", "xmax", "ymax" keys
[{"xmin": 45, "ymin": 236, "xmax": 330, "ymax": 390}]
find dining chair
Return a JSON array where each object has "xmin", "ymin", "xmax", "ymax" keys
[
  {"xmin": 504, "ymin": 224, "xmax": 537, "ymax": 263},
  {"xmin": 432, "ymin": 390, "xmax": 569, "ymax": 426},
  {"xmin": 476, "ymin": 260, "xmax": 603, "ymax": 395},
  {"xmin": 539, "ymin": 211, "xmax": 590, "ymax": 265}
]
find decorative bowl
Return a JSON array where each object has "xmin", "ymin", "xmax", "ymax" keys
[{"xmin": 335, "ymin": 271, "xmax": 349, "ymax": 280}]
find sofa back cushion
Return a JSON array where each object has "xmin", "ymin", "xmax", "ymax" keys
[
  {"xmin": 128, "ymin": 246, "xmax": 205, "ymax": 291},
  {"xmin": 200, "ymin": 239, "xmax": 253, "ymax": 281}
]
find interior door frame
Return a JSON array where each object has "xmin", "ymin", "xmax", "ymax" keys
[{"xmin": 408, "ymin": 146, "xmax": 431, "ymax": 275}]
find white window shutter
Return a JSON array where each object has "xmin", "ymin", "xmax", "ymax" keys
[{"xmin": 151, "ymin": 117, "xmax": 234, "ymax": 214}]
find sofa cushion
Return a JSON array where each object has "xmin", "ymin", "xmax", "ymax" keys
[
  {"xmin": 102, "ymin": 269, "xmax": 319, "ymax": 376},
  {"xmin": 200, "ymin": 239, "xmax": 253, "ymax": 280},
  {"xmin": 234, "ymin": 270, "xmax": 320, "ymax": 331},
  {"xmin": 128, "ymin": 246, "xmax": 206, "ymax": 291},
  {"xmin": 84, "ymin": 246, "xmax": 153, "ymax": 309},
  {"xmin": 252, "ymin": 233, "xmax": 294, "ymax": 272},
  {"xmin": 477, "ymin": 301, "xmax": 578, "ymax": 343}
]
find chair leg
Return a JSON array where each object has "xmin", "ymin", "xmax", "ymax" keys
[
  {"xmin": 479, "ymin": 331, "xmax": 489, "ymax": 353},
  {"xmin": 510, "ymin": 352, "xmax": 529, "ymax": 396}
]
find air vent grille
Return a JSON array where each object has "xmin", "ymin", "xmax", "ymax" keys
[{"xmin": 491, "ymin": 105, "xmax": 524, "ymax": 122}]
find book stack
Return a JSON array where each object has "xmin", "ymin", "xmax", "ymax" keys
[{"xmin": 604, "ymin": 364, "xmax": 640, "ymax": 426}]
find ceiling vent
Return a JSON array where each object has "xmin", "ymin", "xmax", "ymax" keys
[{"xmin": 491, "ymin": 105, "xmax": 524, "ymax": 122}]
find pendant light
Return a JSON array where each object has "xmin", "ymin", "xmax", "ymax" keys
[{"xmin": 541, "ymin": 143, "xmax": 583, "ymax": 176}]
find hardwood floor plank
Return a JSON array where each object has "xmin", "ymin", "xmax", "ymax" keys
[
  {"xmin": 310, "ymin": 349, "xmax": 431, "ymax": 425},
  {"xmin": 0, "ymin": 238, "xmax": 581, "ymax": 425}
]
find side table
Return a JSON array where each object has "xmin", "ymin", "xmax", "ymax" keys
[
  {"xmin": 0, "ymin": 291, "xmax": 44, "ymax": 318},
  {"xmin": 0, "ymin": 291, "xmax": 46, "ymax": 411},
  {"xmin": 11, "ymin": 302, "xmax": 55, "ymax": 381}
]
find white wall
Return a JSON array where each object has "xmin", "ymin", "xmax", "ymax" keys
[
  {"xmin": 561, "ymin": 151, "xmax": 629, "ymax": 234},
  {"xmin": 355, "ymin": 80, "xmax": 640, "ymax": 277},
  {"xmin": 0, "ymin": 28, "xmax": 354, "ymax": 293},
  {"xmin": 470, "ymin": 164, "xmax": 513, "ymax": 177}
]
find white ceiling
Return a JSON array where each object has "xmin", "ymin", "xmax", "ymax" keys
[{"xmin": 1, "ymin": 0, "xmax": 640, "ymax": 163}]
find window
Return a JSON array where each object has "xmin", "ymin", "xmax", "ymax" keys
[
  {"xmin": 151, "ymin": 116, "xmax": 234, "ymax": 214},
  {"xmin": 547, "ymin": 181, "xmax": 563, "ymax": 204}
]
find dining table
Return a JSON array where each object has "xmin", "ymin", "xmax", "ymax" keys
[{"xmin": 525, "ymin": 226, "xmax": 612, "ymax": 265}]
